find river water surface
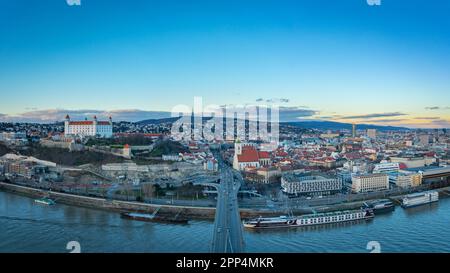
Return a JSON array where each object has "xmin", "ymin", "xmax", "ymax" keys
[{"xmin": 1, "ymin": 191, "xmax": 449, "ymax": 253}]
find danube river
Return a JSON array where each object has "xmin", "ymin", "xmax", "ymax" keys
[{"xmin": 1, "ymin": 191, "xmax": 449, "ymax": 253}]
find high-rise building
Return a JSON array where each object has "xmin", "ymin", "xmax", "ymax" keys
[
  {"xmin": 419, "ymin": 134, "xmax": 429, "ymax": 146},
  {"xmin": 352, "ymin": 123, "xmax": 356, "ymax": 138},
  {"xmin": 433, "ymin": 129, "xmax": 439, "ymax": 143},
  {"xmin": 367, "ymin": 129, "xmax": 377, "ymax": 139}
]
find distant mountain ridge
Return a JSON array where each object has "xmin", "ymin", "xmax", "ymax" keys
[
  {"xmin": 284, "ymin": 120, "xmax": 409, "ymax": 131},
  {"xmin": 137, "ymin": 117, "xmax": 409, "ymax": 131},
  {"xmin": 136, "ymin": 117, "xmax": 180, "ymax": 125}
]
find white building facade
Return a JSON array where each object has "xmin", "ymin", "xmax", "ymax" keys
[
  {"xmin": 281, "ymin": 174, "xmax": 342, "ymax": 196},
  {"xmin": 352, "ymin": 173, "xmax": 389, "ymax": 193},
  {"xmin": 64, "ymin": 115, "xmax": 113, "ymax": 138},
  {"xmin": 393, "ymin": 173, "xmax": 422, "ymax": 188}
]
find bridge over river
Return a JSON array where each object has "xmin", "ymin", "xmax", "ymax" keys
[{"xmin": 210, "ymin": 154, "xmax": 245, "ymax": 253}]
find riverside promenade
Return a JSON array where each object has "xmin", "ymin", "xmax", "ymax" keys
[
  {"xmin": 2, "ymin": 181, "xmax": 450, "ymax": 220},
  {"xmin": 0, "ymin": 181, "xmax": 279, "ymax": 219}
]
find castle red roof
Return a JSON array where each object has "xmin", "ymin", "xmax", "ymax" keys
[
  {"xmin": 68, "ymin": 121, "xmax": 110, "ymax": 125},
  {"xmin": 69, "ymin": 121, "xmax": 94, "ymax": 125}
]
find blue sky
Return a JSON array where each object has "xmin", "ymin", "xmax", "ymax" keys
[{"xmin": 0, "ymin": 0, "xmax": 449, "ymax": 127}]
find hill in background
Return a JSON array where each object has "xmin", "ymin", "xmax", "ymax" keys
[
  {"xmin": 149, "ymin": 140, "xmax": 188, "ymax": 157},
  {"xmin": 138, "ymin": 116, "xmax": 409, "ymax": 131}
]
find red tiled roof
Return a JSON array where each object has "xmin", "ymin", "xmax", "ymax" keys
[
  {"xmin": 238, "ymin": 149, "xmax": 260, "ymax": 162},
  {"xmin": 344, "ymin": 152, "xmax": 362, "ymax": 160},
  {"xmin": 69, "ymin": 121, "xmax": 94, "ymax": 125},
  {"xmin": 258, "ymin": 151, "xmax": 270, "ymax": 159},
  {"xmin": 69, "ymin": 121, "xmax": 111, "ymax": 125}
]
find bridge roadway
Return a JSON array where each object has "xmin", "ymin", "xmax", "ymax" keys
[{"xmin": 211, "ymin": 155, "xmax": 245, "ymax": 253}]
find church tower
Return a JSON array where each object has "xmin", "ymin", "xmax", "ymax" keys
[
  {"xmin": 235, "ymin": 138, "xmax": 243, "ymax": 155},
  {"xmin": 233, "ymin": 138, "xmax": 243, "ymax": 170},
  {"xmin": 64, "ymin": 115, "xmax": 70, "ymax": 136},
  {"xmin": 93, "ymin": 115, "xmax": 98, "ymax": 136}
]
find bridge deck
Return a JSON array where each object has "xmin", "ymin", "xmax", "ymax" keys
[{"xmin": 211, "ymin": 157, "xmax": 245, "ymax": 253}]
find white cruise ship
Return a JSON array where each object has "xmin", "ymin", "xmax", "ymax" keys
[
  {"xmin": 243, "ymin": 209, "xmax": 374, "ymax": 229},
  {"xmin": 401, "ymin": 190, "xmax": 439, "ymax": 208}
]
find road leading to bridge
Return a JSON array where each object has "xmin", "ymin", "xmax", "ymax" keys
[{"xmin": 211, "ymin": 155, "xmax": 245, "ymax": 253}]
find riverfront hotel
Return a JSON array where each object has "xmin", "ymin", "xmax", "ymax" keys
[
  {"xmin": 351, "ymin": 173, "xmax": 389, "ymax": 193},
  {"xmin": 281, "ymin": 172, "xmax": 343, "ymax": 196}
]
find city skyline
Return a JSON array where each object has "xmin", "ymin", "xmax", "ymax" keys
[{"xmin": 1, "ymin": 0, "xmax": 449, "ymax": 128}]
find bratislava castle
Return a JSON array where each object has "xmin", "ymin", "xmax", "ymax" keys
[{"xmin": 64, "ymin": 115, "xmax": 113, "ymax": 138}]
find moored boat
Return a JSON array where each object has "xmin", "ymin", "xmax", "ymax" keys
[
  {"xmin": 362, "ymin": 199, "xmax": 395, "ymax": 214},
  {"xmin": 401, "ymin": 190, "xmax": 439, "ymax": 208},
  {"xmin": 34, "ymin": 197, "xmax": 55, "ymax": 206},
  {"xmin": 243, "ymin": 208, "xmax": 374, "ymax": 229},
  {"xmin": 120, "ymin": 212, "xmax": 189, "ymax": 224}
]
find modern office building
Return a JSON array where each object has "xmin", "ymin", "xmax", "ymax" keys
[
  {"xmin": 373, "ymin": 162, "xmax": 400, "ymax": 174},
  {"xmin": 367, "ymin": 129, "xmax": 377, "ymax": 139},
  {"xmin": 419, "ymin": 134, "xmax": 429, "ymax": 146},
  {"xmin": 281, "ymin": 173, "xmax": 343, "ymax": 196},
  {"xmin": 392, "ymin": 172, "xmax": 422, "ymax": 188},
  {"xmin": 352, "ymin": 123, "xmax": 357, "ymax": 138}
]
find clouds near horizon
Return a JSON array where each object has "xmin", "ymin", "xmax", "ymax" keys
[
  {"xmin": 339, "ymin": 112, "xmax": 407, "ymax": 120},
  {"xmin": 0, "ymin": 106, "xmax": 318, "ymax": 123},
  {"xmin": 0, "ymin": 109, "xmax": 172, "ymax": 123},
  {"xmin": 0, "ymin": 108, "xmax": 448, "ymax": 128},
  {"xmin": 425, "ymin": 106, "xmax": 450, "ymax": 110}
]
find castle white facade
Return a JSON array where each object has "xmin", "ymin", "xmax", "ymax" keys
[{"xmin": 64, "ymin": 115, "xmax": 113, "ymax": 138}]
